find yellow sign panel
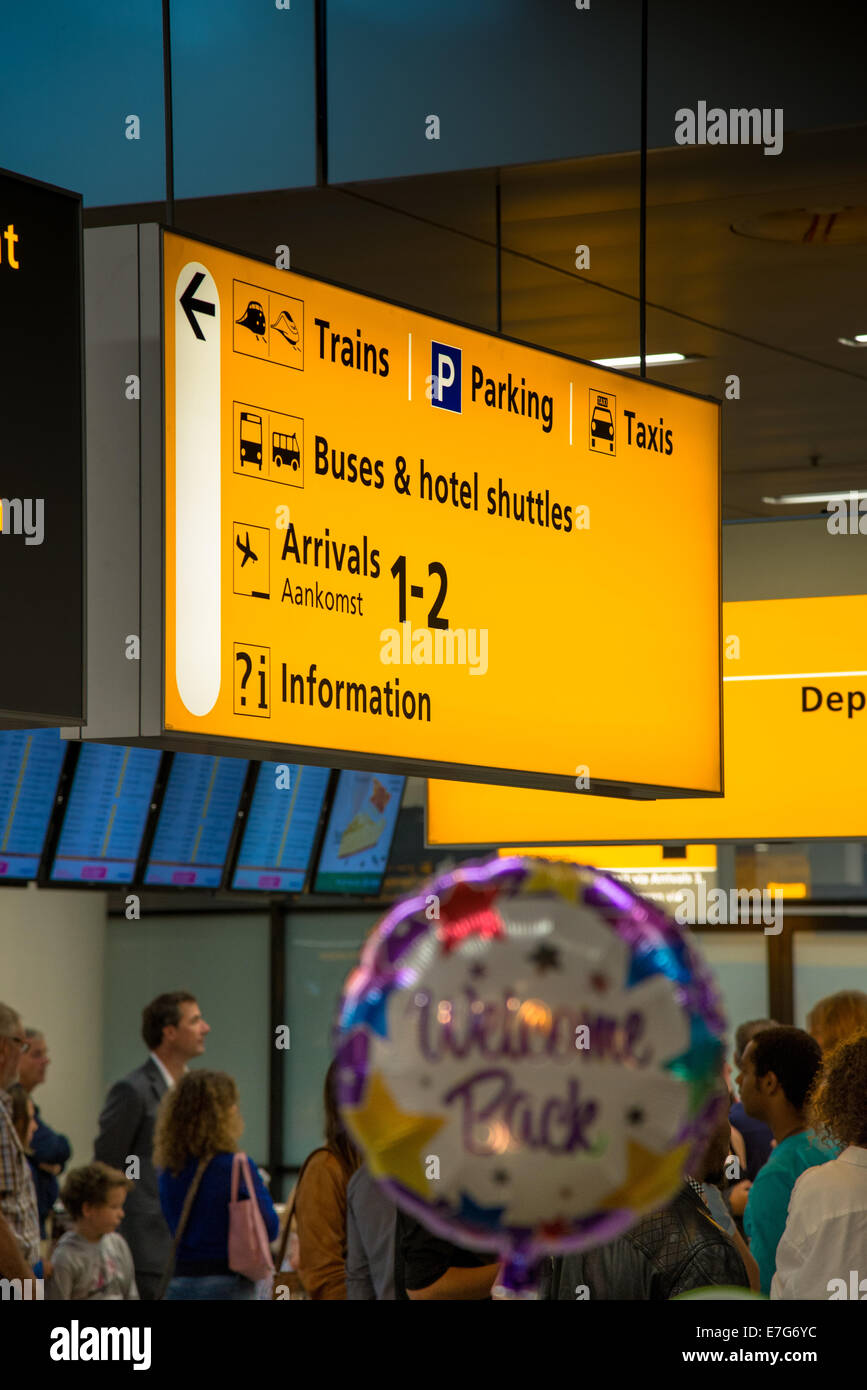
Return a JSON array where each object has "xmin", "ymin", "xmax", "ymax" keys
[
  {"xmin": 500, "ymin": 845, "xmax": 718, "ymax": 871},
  {"xmin": 163, "ymin": 230, "xmax": 721, "ymax": 793},
  {"xmin": 428, "ymin": 595, "xmax": 867, "ymax": 842}
]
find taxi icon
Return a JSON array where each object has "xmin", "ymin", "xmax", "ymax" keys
[{"xmin": 589, "ymin": 390, "xmax": 616, "ymax": 454}]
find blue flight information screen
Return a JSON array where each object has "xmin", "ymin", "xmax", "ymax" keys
[
  {"xmin": 145, "ymin": 754, "xmax": 248, "ymax": 887},
  {"xmin": 314, "ymin": 771, "xmax": 405, "ymax": 895},
  {"xmin": 50, "ymin": 744, "xmax": 161, "ymax": 884},
  {"xmin": 232, "ymin": 763, "xmax": 330, "ymax": 892},
  {"xmin": 0, "ymin": 728, "xmax": 67, "ymax": 881}
]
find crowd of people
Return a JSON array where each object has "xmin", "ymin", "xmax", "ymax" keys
[{"xmin": 1, "ymin": 987, "xmax": 866, "ymax": 1300}]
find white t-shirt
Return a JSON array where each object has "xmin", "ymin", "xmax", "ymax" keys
[
  {"xmin": 47, "ymin": 1231, "xmax": 139, "ymax": 1300},
  {"xmin": 771, "ymin": 1146, "xmax": 867, "ymax": 1300}
]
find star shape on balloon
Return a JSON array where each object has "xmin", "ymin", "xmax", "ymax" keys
[
  {"xmin": 540, "ymin": 1218, "xmax": 570, "ymax": 1240},
  {"xmin": 601, "ymin": 1140, "xmax": 691, "ymax": 1213},
  {"xmin": 528, "ymin": 943, "xmax": 561, "ymax": 974},
  {"xmin": 436, "ymin": 880, "xmax": 504, "ymax": 955},
  {"xmin": 458, "ymin": 1191, "xmax": 507, "ymax": 1230},
  {"xmin": 523, "ymin": 861, "xmax": 580, "ymax": 903},
  {"xmin": 345, "ymin": 1072, "xmax": 445, "ymax": 1198},
  {"xmin": 341, "ymin": 985, "xmax": 390, "ymax": 1039}
]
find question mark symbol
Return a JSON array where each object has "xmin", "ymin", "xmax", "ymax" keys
[{"xmin": 236, "ymin": 650, "xmax": 253, "ymax": 706}]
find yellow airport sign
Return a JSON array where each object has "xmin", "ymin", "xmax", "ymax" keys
[
  {"xmin": 163, "ymin": 230, "xmax": 721, "ymax": 793},
  {"xmin": 500, "ymin": 845, "xmax": 717, "ymax": 872},
  {"xmin": 428, "ymin": 595, "xmax": 867, "ymax": 842}
]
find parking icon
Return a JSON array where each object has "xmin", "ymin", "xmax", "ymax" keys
[
  {"xmin": 589, "ymin": 388, "xmax": 616, "ymax": 455},
  {"xmin": 429, "ymin": 341, "xmax": 462, "ymax": 413}
]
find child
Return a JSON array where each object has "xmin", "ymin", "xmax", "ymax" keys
[{"xmin": 47, "ymin": 1162, "xmax": 139, "ymax": 1299}]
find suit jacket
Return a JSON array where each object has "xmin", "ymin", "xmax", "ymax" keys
[{"xmin": 93, "ymin": 1059, "xmax": 170, "ymax": 1276}]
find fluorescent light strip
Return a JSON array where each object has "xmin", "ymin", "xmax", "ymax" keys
[
  {"xmin": 724, "ymin": 670, "xmax": 867, "ymax": 683},
  {"xmin": 763, "ymin": 490, "xmax": 867, "ymax": 504},
  {"xmin": 591, "ymin": 352, "xmax": 686, "ymax": 368}
]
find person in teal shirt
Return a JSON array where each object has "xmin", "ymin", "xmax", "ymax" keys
[{"xmin": 738, "ymin": 1026, "xmax": 837, "ymax": 1294}]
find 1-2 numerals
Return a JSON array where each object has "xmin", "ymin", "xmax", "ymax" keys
[{"xmin": 391, "ymin": 555, "xmax": 449, "ymax": 629}]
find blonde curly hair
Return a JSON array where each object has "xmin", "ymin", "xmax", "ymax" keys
[
  {"xmin": 807, "ymin": 991, "xmax": 867, "ymax": 1053},
  {"xmin": 153, "ymin": 1069, "xmax": 240, "ymax": 1175}
]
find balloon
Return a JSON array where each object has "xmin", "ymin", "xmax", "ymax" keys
[{"xmin": 334, "ymin": 854, "xmax": 726, "ymax": 1294}]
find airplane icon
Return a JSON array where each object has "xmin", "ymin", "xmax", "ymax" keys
[
  {"xmin": 232, "ymin": 521, "xmax": 270, "ymax": 599},
  {"xmin": 236, "ymin": 530, "xmax": 258, "ymax": 567}
]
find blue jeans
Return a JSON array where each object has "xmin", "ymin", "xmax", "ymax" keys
[{"xmin": 165, "ymin": 1274, "xmax": 256, "ymax": 1301}]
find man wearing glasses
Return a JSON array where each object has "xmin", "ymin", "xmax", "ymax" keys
[{"xmin": 0, "ymin": 1001, "xmax": 41, "ymax": 1281}]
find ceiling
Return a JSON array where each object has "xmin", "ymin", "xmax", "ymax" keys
[{"xmin": 88, "ymin": 123, "xmax": 867, "ymax": 518}]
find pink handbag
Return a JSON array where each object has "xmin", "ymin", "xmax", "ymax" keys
[{"xmin": 228, "ymin": 1152, "xmax": 275, "ymax": 1282}]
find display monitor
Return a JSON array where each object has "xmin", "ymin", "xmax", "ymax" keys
[
  {"xmin": 144, "ymin": 753, "xmax": 248, "ymax": 887},
  {"xmin": 49, "ymin": 744, "xmax": 161, "ymax": 883},
  {"xmin": 0, "ymin": 728, "xmax": 67, "ymax": 882},
  {"xmin": 313, "ymin": 771, "xmax": 405, "ymax": 895},
  {"xmin": 231, "ymin": 762, "xmax": 331, "ymax": 892}
]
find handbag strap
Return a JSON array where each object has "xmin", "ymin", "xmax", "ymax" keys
[
  {"xmin": 230, "ymin": 1150, "xmax": 256, "ymax": 1203},
  {"xmin": 274, "ymin": 1146, "xmax": 328, "ymax": 1273},
  {"xmin": 157, "ymin": 1155, "xmax": 210, "ymax": 1299}
]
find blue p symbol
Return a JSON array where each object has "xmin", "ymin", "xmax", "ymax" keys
[{"xmin": 430, "ymin": 341, "xmax": 462, "ymax": 413}]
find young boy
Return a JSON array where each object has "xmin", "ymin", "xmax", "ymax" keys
[{"xmin": 47, "ymin": 1161, "xmax": 139, "ymax": 1299}]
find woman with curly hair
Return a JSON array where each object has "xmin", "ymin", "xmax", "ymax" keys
[
  {"xmin": 771, "ymin": 1031, "xmax": 867, "ymax": 1299},
  {"xmin": 154, "ymin": 1070, "xmax": 278, "ymax": 1300}
]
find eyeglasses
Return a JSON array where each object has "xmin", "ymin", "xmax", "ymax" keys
[{"xmin": 2, "ymin": 1036, "xmax": 30, "ymax": 1053}]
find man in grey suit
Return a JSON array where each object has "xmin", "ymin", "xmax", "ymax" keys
[{"xmin": 94, "ymin": 992, "xmax": 210, "ymax": 1300}]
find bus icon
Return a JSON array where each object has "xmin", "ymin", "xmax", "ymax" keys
[
  {"xmin": 239, "ymin": 411, "xmax": 263, "ymax": 469},
  {"xmin": 589, "ymin": 389, "xmax": 615, "ymax": 454},
  {"xmin": 272, "ymin": 431, "xmax": 301, "ymax": 472}
]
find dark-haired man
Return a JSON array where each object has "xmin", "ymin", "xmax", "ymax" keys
[
  {"xmin": 93, "ymin": 993, "xmax": 210, "ymax": 1299},
  {"xmin": 737, "ymin": 1026, "xmax": 837, "ymax": 1294},
  {"xmin": 730, "ymin": 1020, "xmax": 777, "ymax": 1180}
]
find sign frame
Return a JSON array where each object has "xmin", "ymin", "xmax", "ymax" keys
[
  {"xmin": 76, "ymin": 224, "xmax": 724, "ymax": 799},
  {"xmin": 0, "ymin": 165, "xmax": 86, "ymax": 728}
]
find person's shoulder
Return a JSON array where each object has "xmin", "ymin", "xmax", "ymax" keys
[
  {"xmin": 730, "ymin": 1101, "xmax": 761, "ymax": 1132},
  {"xmin": 104, "ymin": 1231, "xmax": 133, "ymax": 1258},
  {"xmin": 106, "ymin": 1064, "xmax": 149, "ymax": 1096},
  {"xmin": 52, "ymin": 1230, "xmax": 85, "ymax": 1258},
  {"xmin": 347, "ymin": 1164, "xmax": 369, "ymax": 1200},
  {"xmin": 305, "ymin": 1148, "xmax": 343, "ymax": 1177}
]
